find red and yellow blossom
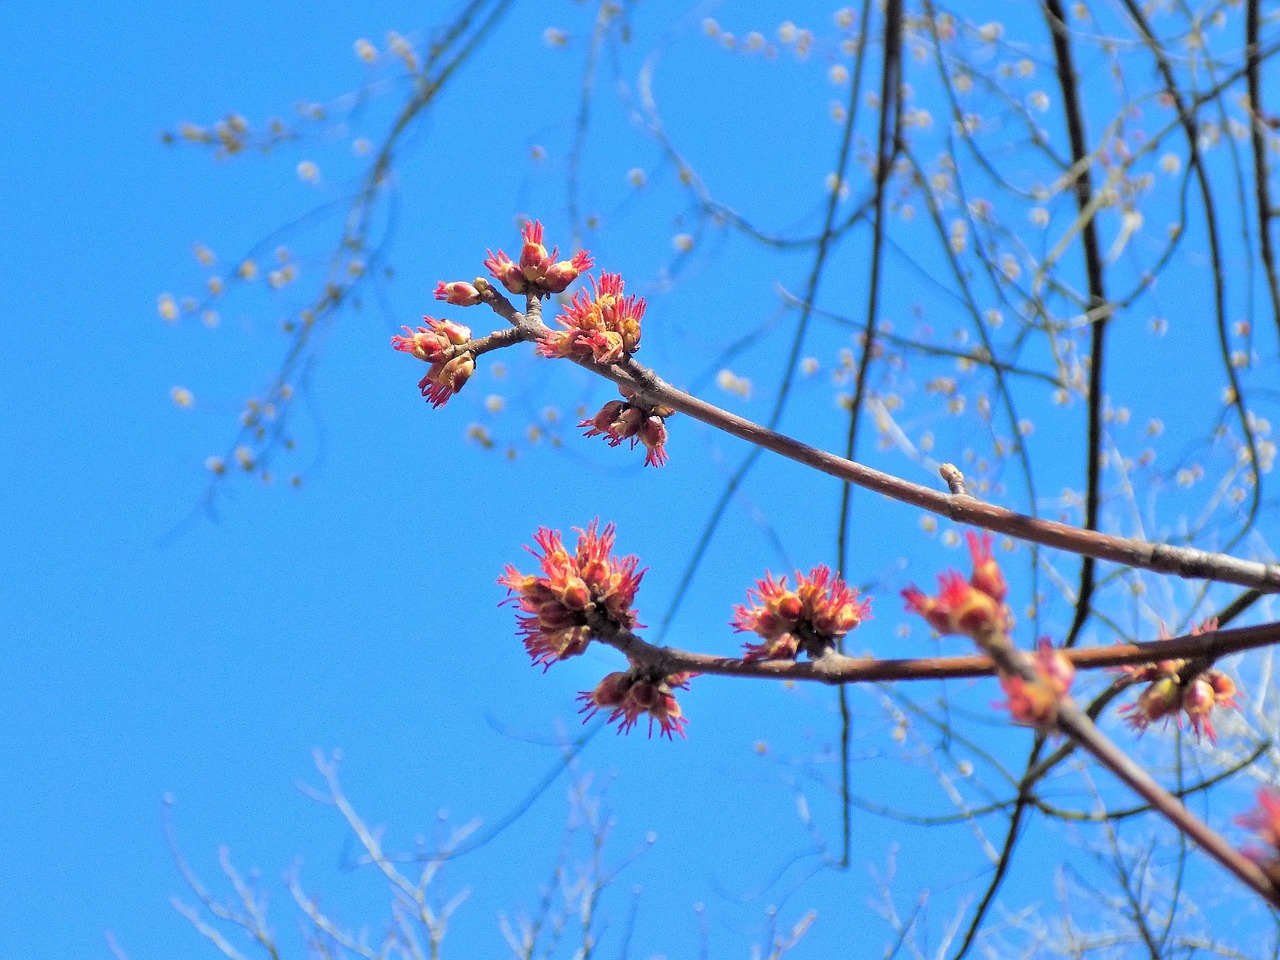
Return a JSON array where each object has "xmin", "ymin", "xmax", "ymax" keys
[
  {"xmin": 391, "ymin": 317, "xmax": 475, "ymax": 407},
  {"xmin": 483, "ymin": 220, "xmax": 594, "ymax": 296},
  {"xmin": 417, "ymin": 352, "xmax": 474, "ymax": 408},
  {"xmin": 581, "ymin": 400, "xmax": 630, "ymax": 446},
  {"xmin": 998, "ymin": 638, "xmax": 1075, "ymax": 731},
  {"xmin": 579, "ymin": 393, "xmax": 672, "ymax": 467},
  {"xmin": 498, "ymin": 520, "xmax": 644, "ymax": 668},
  {"xmin": 539, "ymin": 272, "xmax": 645, "ymax": 364},
  {"xmin": 1120, "ymin": 665, "xmax": 1237, "ymax": 743},
  {"xmin": 578, "ymin": 668, "xmax": 692, "ymax": 739},
  {"xmin": 1117, "ymin": 619, "xmax": 1239, "ymax": 743},
  {"xmin": 965, "ymin": 531, "xmax": 1007, "ymax": 603},
  {"xmin": 639, "ymin": 416, "xmax": 668, "ymax": 467},
  {"xmin": 731, "ymin": 565, "xmax": 871, "ymax": 661},
  {"xmin": 1238, "ymin": 788, "xmax": 1280, "ymax": 883},
  {"xmin": 902, "ymin": 571, "xmax": 1008, "ymax": 639},
  {"xmin": 901, "ymin": 530, "xmax": 1011, "ymax": 639},
  {"xmin": 390, "ymin": 316, "xmax": 471, "ymax": 362}
]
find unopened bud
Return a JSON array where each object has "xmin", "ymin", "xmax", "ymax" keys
[{"xmin": 435, "ymin": 281, "xmax": 483, "ymax": 306}]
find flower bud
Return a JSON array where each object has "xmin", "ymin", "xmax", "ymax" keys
[
  {"xmin": 640, "ymin": 416, "xmax": 669, "ymax": 468},
  {"xmin": 556, "ymin": 573, "xmax": 592, "ymax": 611},
  {"xmin": 438, "ymin": 352, "xmax": 475, "ymax": 392},
  {"xmin": 434, "ymin": 280, "xmax": 483, "ymax": 306},
  {"xmin": 966, "ymin": 531, "xmax": 1007, "ymax": 602}
]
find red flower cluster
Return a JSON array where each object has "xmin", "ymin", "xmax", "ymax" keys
[
  {"xmin": 902, "ymin": 531, "xmax": 1010, "ymax": 639},
  {"xmin": 1237, "ymin": 788, "xmax": 1280, "ymax": 884},
  {"xmin": 483, "ymin": 220, "xmax": 593, "ymax": 296},
  {"xmin": 580, "ymin": 394, "xmax": 671, "ymax": 467},
  {"xmin": 1118, "ymin": 621, "xmax": 1238, "ymax": 743},
  {"xmin": 498, "ymin": 520, "xmax": 644, "ymax": 669},
  {"xmin": 998, "ymin": 638, "xmax": 1075, "ymax": 731},
  {"xmin": 390, "ymin": 317, "xmax": 475, "ymax": 407},
  {"xmin": 539, "ymin": 272, "xmax": 645, "ymax": 365},
  {"xmin": 731, "ymin": 565, "xmax": 871, "ymax": 660},
  {"xmin": 578, "ymin": 668, "xmax": 692, "ymax": 739}
]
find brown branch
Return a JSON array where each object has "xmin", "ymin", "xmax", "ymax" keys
[
  {"xmin": 972, "ymin": 630, "xmax": 1280, "ymax": 909},
  {"xmin": 581, "ymin": 612, "xmax": 1280, "ymax": 687},
  {"xmin": 1056, "ymin": 693, "xmax": 1280, "ymax": 907},
  {"xmin": 1044, "ymin": 0, "xmax": 1110, "ymax": 651},
  {"xmin": 1246, "ymin": 0, "xmax": 1280, "ymax": 344},
  {"xmin": 607, "ymin": 359, "xmax": 1280, "ymax": 591},
  {"xmin": 444, "ymin": 300, "xmax": 1280, "ymax": 591}
]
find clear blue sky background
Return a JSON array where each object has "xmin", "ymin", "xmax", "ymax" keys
[{"xmin": 4, "ymin": 1, "xmax": 1278, "ymax": 957}]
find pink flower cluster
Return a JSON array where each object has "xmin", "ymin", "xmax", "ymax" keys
[
  {"xmin": 483, "ymin": 220, "xmax": 594, "ymax": 297},
  {"xmin": 396, "ymin": 219, "xmax": 670, "ymax": 460},
  {"xmin": 580, "ymin": 394, "xmax": 671, "ymax": 467},
  {"xmin": 901, "ymin": 531, "xmax": 1010, "ymax": 639},
  {"xmin": 1118, "ymin": 620, "xmax": 1238, "ymax": 743},
  {"xmin": 578, "ymin": 669, "xmax": 692, "ymax": 740},
  {"xmin": 390, "ymin": 317, "xmax": 474, "ymax": 407},
  {"xmin": 539, "ymin": 272, "xmax": 645, "ymax": 365},
  {"xmin": 731, "ymin": 565, "xmax": 871, "ymax": 660},
  {"xmin": 498, "ymin": 520, "xmax": 644, "ymax": 669},
  {"xmin": 904, "ymin": 531, "xmax": 1073, "ymax": 730},
  {"xmin": 998, "ymin": 639, "xmax": 1075, "ymax": 731}
]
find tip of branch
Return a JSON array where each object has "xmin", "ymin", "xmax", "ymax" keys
[{"xmin": 939, "ymin": 462, "xmax": 968, "ymax": 496}]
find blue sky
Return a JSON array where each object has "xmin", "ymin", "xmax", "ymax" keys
[{"xmin": 5, "ymin": 1, "xmax": 1280, "ymax": 957}]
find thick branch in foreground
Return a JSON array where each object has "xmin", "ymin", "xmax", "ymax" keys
[{"xmin": 977, "ymin": 628, "xmax": 1280, "ymax": 909}]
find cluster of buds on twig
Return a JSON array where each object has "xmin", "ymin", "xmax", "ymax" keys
[
  {"xmin": 500, "ymin": 520, "xmax": 692, "ymax": 738},
  {"xmin": 732, "ymin": 565, "xmax": 871, "ymax": 660},
  {"xmin": 483, "ymin": 220, "xmax": 594, "ymax": 297},
  {"xmin": 390, "ymin": 317, "xmax": 474, "ymax": 407},
  {"xmin": 903, "ymin": 531, "xmax": 1074, "ymax": 730},
  {"xmin": 997, "ymin": 638, "xmax": 1076, "ymax": 732},
  {"xmin": 578, "ymin": 667, "xmax": 692, "ymax": 740},
  {"xmin": 394, "ymin": 220, "xmax": 671, "ymax": 463},
  {"xmin": 1118, "ymin": 620, "xmax": 1238, "ymax": 743},
  {"xmin": 539, "ymin": 272, "xmax": 645, "ymax": 365},
  {"xmin": 498, "ymin": 520, "xmax": 642, "ymax": 668},
  {"xmin": 901, "ymin": 531, "xmax": 1010, "ymax": 641},
  {"xmin": 1238, "ymin": 788, "xmax": 1280, "ymax": 886},
  {"xmin": 580, "ymin": 387, "xmax": 674, "ymax": 467}
]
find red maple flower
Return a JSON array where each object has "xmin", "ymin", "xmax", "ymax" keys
[
  {"xmin": 416, "ymin": 352, "xmax": 475, "ymax": 408},
  {"xmin": 580, "ymin": 400, "xmax": 630, "ymax": 446},
  {"xmin": 1120, "ymin": 674, "xmax": 1182, "ymax": 735},
  {"xmin": 966, "ymin": 531, "xmax": 1007, "ymax": 602},
  {"xmin": 639, "ymin": 416, "xmax": 669, "ymax": 467},
  {"xmin": 732, "ymin": 565, "xmax": 871, "ymax": 660},
  {"xmin": 483, "ymin": 220, "xmax": 593, "ymax": 296},
  {"xmin": 997, "ymin": 638, "xmax": 1074, "ymax": 731},
  {"xmin": 498, "ymin": 520, "xmax": 644, "ymax": 668},
  {"xmin": 390, "ymin": 317, "xmax": 471, "ymax": 362},
  {"xmin": 901, "ymin": 532, "xmax": 1011, "ymax": 639},
  {"xmin": 578, "ymin": 669, "xmax": 692, "ymax": 739},
  {"xmin": 902, "ymin": 571, "xmax": 1008, "ymax": 638},
  {"xmin": 540, "ymin": 272, "xmax": 645, "ymax": 364},
  {"xmin": 578, "ymin": 396, "xmax": 671, "ymax": 468},
  {"xmin": 1237, "ymin": 788, "xmax": 1280, "ymax": 883},
  {"xmin": 391, "ymin": 317, "xmax": 475, "ymax": 407},
  {"xmin": 1117, "ymin": 619, "xmax": 1238, "ymax": 743}
]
